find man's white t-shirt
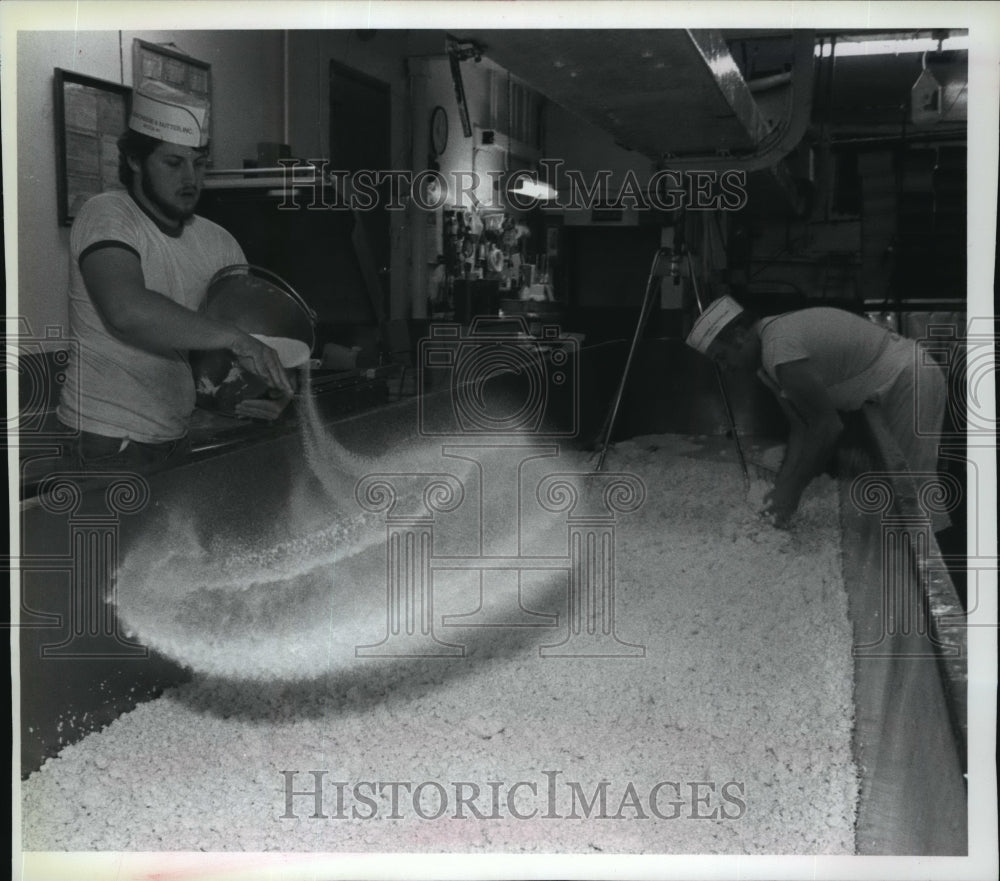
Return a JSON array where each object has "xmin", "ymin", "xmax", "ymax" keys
[
  {"xmin": 755, "ymin": 305, "xmax": 950, "ymax": 486},
  {"xmin": 757, "ymin": 307, "xmax": 912, "ymax": 411},
  {"xmin": 57, "ymin": 190, "xmax": 245, "ymax": 444}
]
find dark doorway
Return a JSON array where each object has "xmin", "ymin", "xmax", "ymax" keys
[{"xmin": 329, "ymin": 60, "xmax": 392, "ymax": 320}]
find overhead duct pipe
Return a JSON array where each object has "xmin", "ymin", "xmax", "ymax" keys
[{"xmin": 660, "ymin": 30, "xmax": 816, "ymax": 173}]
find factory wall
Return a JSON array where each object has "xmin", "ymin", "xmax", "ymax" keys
[{"xmin": 284, "ymin": 30, "xmax": 414, "ymax": 322}]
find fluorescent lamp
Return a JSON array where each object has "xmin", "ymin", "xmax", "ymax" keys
[
  {"xmin": 510, "ymin": 180, "xmax": 559, "ymax": 200},
  {"xmin": 815, "ymin": 34, "xmax": 969, "ymax": 58}
]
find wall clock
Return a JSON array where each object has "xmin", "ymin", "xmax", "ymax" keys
[{"xmin": 430, "ymin": 105, "xmax": 449, "ymax": 156}]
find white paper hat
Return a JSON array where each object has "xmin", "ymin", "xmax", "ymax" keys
[
  {"xmin": 129, "ymin": 80, "xmax": 209, "ymax": 147},
  {"xmin": 685, "ymin": 295, "xmax": 745, "ymax": 354}
]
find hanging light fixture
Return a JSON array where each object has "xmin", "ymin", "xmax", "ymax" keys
[
  {"xmin": 509, "ymin": 178, "xmax": 559, "ymax": 201},
  {"xmin": 814, "ymin": 31, "xmax": 968, "ymax": 58}
]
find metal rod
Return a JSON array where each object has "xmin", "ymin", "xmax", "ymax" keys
[
  {"xmin": 594, "ymin": 248, "xmax": 666, "ymax": 471},
  {"xmin": 686, "ymin": 252, "xmax": 751, "ymax": 492},
  {"xmin": 205, "ymin": 167, "xmax": 318, "ymax": 178}
]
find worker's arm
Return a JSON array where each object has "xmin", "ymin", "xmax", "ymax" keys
[
  {"xmin": 81, "ymin": 245, "xmax": 293, "ymax": 396},
  {"xmin": 764, "ymin": 360, "xmax": 843, "ymax": 527}
]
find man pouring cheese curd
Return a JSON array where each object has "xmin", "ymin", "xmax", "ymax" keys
[
  {"xmin": 685, "ymin": 296, "xmax": 949, "ymax": 529},
  {"xmin": 56, "ymin": 73, "xmax": 296, "ymax": 474}
]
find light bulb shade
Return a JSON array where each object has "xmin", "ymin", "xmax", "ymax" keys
[{"xmin": 510, "ymin": 180, "xmax": 559, "ymax": 200}]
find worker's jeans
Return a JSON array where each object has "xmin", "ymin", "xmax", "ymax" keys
[{"xmin": 74, "ymin": 430, "xmax": 190, "ymax": 475}]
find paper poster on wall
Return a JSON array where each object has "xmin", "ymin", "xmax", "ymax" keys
[{"xmin": 53, "ymin": 69, "xmax": 130, "ymax": 225}]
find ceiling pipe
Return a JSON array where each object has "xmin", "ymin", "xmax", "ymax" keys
[{"xmin": 658, "ymin": 30, "xmax": 816, "ymax": 173}]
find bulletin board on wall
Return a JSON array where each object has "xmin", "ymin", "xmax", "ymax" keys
[{"xmin": 53, "ymin": 69, "xmax": 131, "ymax": 226}]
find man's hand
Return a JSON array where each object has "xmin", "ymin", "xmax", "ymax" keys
[
  {"xmin": 228, "ymin": 332, "xmax": 295, "ymax": 397},
  {"xmin": 762, "ymin": 484, "xmax": 800, "ymax": 529},
  {"xmin": 760, "ymin": 360, "xmax": 844, "ymax": 529},
  {"xmin": 234, "ymin": 390, "xmax": 293, "ymax": 422}
]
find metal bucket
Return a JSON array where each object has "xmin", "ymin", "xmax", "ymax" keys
[{"xmin": 190, "ymin": 264, "xmax": 317, "ymax": 412}]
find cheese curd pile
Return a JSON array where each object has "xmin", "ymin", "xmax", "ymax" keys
[{"xmin": 21, "ymin": 435, "xmax": 858, "ymax": 855}]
